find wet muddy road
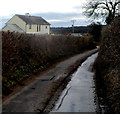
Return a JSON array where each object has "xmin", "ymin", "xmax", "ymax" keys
[
  {"xmin": 51, "ymin": 53, "xmax": 99, "ymax": 112},
  {"xmin": 2, "ymin": 49, "xmax": 98, "ymax": 112}
]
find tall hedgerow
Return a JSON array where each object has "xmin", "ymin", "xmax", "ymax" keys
[
  {"xmin": 2, "ymin": 31, "xmax": 93, "ymax": 94},
  {"xmin": 94, "ymin": 17, "xmax": 120, "ymax": 113}
]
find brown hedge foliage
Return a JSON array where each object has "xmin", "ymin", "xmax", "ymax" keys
[
  {"xmin": 2, "ymin": 31, "xmax": 93, "ymax": 94},
  {"xmin": 94, "ymin": 17, "xmax": 120, "ymax": 113}
]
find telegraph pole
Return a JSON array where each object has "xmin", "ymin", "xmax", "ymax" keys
[{"xmin": 71, "ymin": 20, "xmax": 76, "ymax": 33}]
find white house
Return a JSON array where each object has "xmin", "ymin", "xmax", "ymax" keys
[{"xmin": 2, "ymin": 14, "xmax": 50, "ymax": 34}]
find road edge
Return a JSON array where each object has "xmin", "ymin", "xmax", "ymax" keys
[{"xmin": 36, "ymin": 48, "xmax": 98, "ymax": 112}]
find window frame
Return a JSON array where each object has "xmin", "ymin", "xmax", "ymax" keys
[
  {"xmin": 39, "ymin": 25, "xmax": 41, "ymax": 31},
  {"xmin": 29, "ymin": 24, "xmax": 32, "ymax": 29},
  {"xmin": 37, "ymin": 25, "xmax": 39, "ymax": 32}
]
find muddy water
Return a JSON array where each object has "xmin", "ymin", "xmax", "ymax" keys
[{"xmin": 51, "ymin": 53, "xmax": 99, "ymax": 112}]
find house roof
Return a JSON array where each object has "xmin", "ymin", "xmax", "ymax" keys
[
  {"xmin": 5, "ymin": 24, "xmax": 25, "ymax": 32},
  {"xmin": 16, "ymin": 14, "xmax": 50, "ymax": 25}
]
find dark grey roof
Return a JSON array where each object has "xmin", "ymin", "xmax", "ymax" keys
[{"xmin": 16, "ymin": 14, "xmax": 50, "ymax": 25}]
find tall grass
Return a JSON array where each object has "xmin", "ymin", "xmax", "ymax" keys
[{"xmin": 2, "ymin": 31, "xmax": 93, "ymax": 94}]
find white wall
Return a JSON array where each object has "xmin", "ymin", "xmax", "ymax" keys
[
  {"xmin": 2, "ymin": 26, "xmax": 11, "ymax": 32},
  {"xmin": 26, "ymin": 24, "xmax": 50, "ymax": 34},
  {"xmin": 7, "ymin": 15, "xmax": 26, "ymax": 31},
  {"xmin": 3, "ymin": 15, "xmax": 50, "ymax": 34}
]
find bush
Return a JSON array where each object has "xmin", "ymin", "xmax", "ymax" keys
[
  {"xmin": 2, "ymin": 31, "xmax": 94, "ymax": 94},
  {"xmin": 88, "ymin": 22, "xmax": 102, "ymax": 42},
  {"xmin": 94, "ymin": 17, "xmax": 120, "ymax": 113}
]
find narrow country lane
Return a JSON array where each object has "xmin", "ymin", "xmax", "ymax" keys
[
  {"xmin": 51, "ymin": 53, "xmax": 99, "ymax": 112},
  {"xmin": 2, "ymin": 49, "xmax": 98, "ymax": 112}
]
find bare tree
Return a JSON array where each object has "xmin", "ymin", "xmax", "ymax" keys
[{"xmin": 84, "ymin": 0, "xmax": 120, "ymax": 24}]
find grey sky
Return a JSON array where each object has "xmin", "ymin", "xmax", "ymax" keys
[{"xmin": 0, "ymin": 0, "xmax": 90, "ymax": 28}]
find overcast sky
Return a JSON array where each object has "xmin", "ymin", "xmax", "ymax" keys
[{"xmin": 0, "ymin": 0, "xmax": 91, "ymax": 28}]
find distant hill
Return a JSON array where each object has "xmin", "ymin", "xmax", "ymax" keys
[{"xmin": 50, "ymin": 26, "xmax": 88, "ymax": 34}]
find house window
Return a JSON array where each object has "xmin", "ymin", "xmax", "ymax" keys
[
  {"xmin": 37, "ymin": 25, "xmax": 39, "ymax": 32},
  {"xmin": 29, "ymin": 24, "xmax": 31, "ymax": 29},
  {"xmin": 46, "ymin": 26, "xmax": 47, "ymax": 29},
  {"xmin": 39, "ymin": 25, "xmax": 41, "ymax": 31}
]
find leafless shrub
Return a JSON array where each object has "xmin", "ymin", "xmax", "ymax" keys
[
  {"xmin": 94, "ymin": 17, "xmax": 120, "ymax": 113},
  {"xmin": 2, "ymin": 31, "xmax": 93, "ymax": 94}
]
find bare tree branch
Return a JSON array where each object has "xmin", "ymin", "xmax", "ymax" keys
[{"xmin": 83, "ymin": 0, "xmax": 120, "ymax": 24}]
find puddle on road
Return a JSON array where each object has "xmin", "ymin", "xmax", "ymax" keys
[{"xmin": 51, "ymin": 53, "xmax": 99, "ymax": 112}]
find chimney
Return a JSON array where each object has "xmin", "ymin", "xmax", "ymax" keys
[{"xmin": 25, "ymin": 13, "xmax": 30, "ymax": 16}]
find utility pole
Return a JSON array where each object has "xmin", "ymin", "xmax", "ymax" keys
[{"xmin": 71, "ymin": 20, "xmax": 76, "ymax": 33}]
